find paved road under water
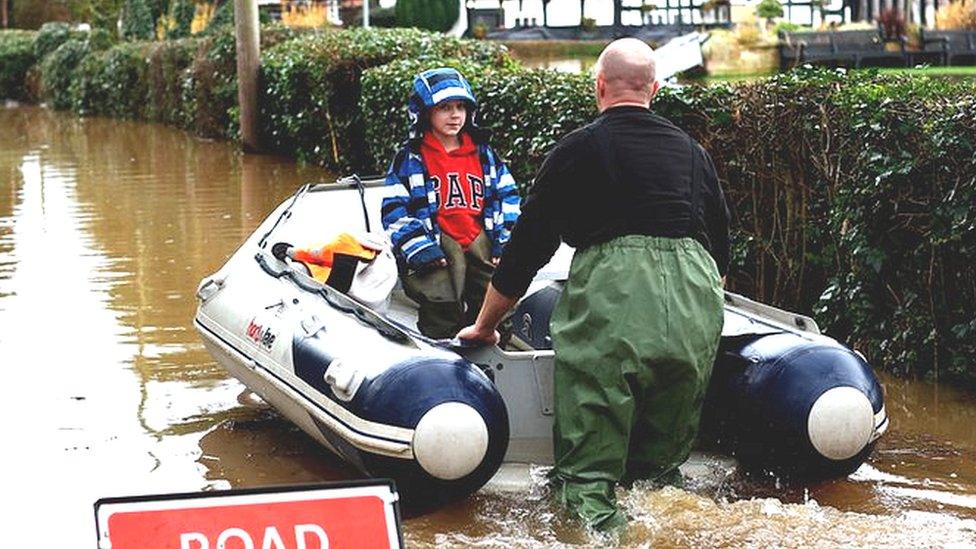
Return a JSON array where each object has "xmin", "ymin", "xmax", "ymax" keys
[{"xmin": 1, "ymin": 104, "xmax": 974, "ymax": 547}]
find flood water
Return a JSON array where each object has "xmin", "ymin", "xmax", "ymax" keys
[{"xmin": 1, "ymin": 104, "xmax": 975, "ymax": 547}]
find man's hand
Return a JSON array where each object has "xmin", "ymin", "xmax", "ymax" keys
[
  {"xmin": 457, "ymin": 324, "xmax": 500, "ymax": 346},
  {"xmin": 455, "ymin": 282, "xmax": 520, "ymax": 346},
  {"xmin": 491, "ymin": 257, "xmax": 500, "ymax": 267}
]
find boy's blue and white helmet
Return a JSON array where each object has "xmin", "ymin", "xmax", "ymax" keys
[{"xmin": 408, "ymin": 68, "xmax": 480, "ymax": 140}]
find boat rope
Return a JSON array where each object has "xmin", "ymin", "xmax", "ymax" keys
[{"xmin": 258, "ymin": 184, "xmax": 311, "ymax": 250}]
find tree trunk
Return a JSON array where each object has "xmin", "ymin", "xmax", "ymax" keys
[{"xmin": 1, "ymin": 0, "xmax": 8, "ymax": 28}]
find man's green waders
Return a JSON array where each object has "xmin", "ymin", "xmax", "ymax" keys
[{"xmin": 549, "ymin": 235, "xmax": 724, "ymax": 531}]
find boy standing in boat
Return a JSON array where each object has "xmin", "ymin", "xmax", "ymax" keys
[{"xmin": 382, "ymin": 68, "xmax": 521, "ymax": 338}]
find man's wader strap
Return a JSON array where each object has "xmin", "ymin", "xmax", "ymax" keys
[
  {"xmin": 688, "ymin": 136, "xmax": 706, "ymax": 242},
  {"xmin": 592, "ymin": 123, "xmax": 620, "ymax": 191}
]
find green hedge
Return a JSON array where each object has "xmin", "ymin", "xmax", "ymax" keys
[
  {"xmin": 34, "ymin": 22, "xmax": 77, "ymax": 58},
  {"xmin": 71, "ymin": 42, "xmax": 150, "ymax": 117},
  {"xmin": 395, "ymin": 0, "xmax": 460, "ymax": 32},
  {"xmin": 41, "ymin": 38, "xmax": 91, "ymax": 109},
  {"xmin": 0, "ymin": 30, "xmax": 38, "ymax": 100},
  {"xmin": 1, "ymin": 24, "xmax": 974, "ymax": 386},
  {"xmin": 361, "ymin": 58, "xmax": 594, "ymax": 178},
  {"xmin": 815, "ymin": 75, "xmax": 976, "ymax": 382},
  {"xmin": 259, "ymin": 27, "xmax": 513, "ymax": 171},
  {"xmin": 362, "ymin": 64, "xmax": 975, "ymax": 384},
  {"xmin": 145, "ymin": 38, "xmax": 199, "ymax": 125}
]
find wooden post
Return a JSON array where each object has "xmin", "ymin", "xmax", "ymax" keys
[
  {"xmin": 234, "ymin": 0, "xmax": 261, "ymax": 152},
  {"xmin": 2, "ymin": 0, "xmax": 8, "ymax": 28}
]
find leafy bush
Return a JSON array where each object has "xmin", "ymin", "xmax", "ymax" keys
[
  {"xmin": 168, "ymin": 0, "xmax": 196, "ymax": 39},
  {"xmin": 260, "ymin": 27, "xmax": 513, "ymax": 171},
  {"xmin": 351, "ymin": 6, "xmax": 398, "ymax": 28},
  {"xmin": 34, "ymin": 22, "xmax": 74, "ymax": 58},
  {"xmin": 6, "ymin": 26, "xmax": 976, "ymax": 387},
  {"xmin": 756, "ymin": 0, "xmax": 785, "ymax": 20},
  {"xmin": 876, "ymin": 7, "xmax": 907, "ymax": 40},
  {"xmin": 368, "ymin": 63, "xmax": 976, "ymax": 386},
  {"xmin": 204, "ymin": 0, "xmax": 235, "ymax": 35},
  {"xmin": 88, "ymin": 27, "xmax": 118, "ymax": 51},
  {"xmin": 181, "ymin": 29, "xmax": 238, "ymax": 137},
  {"xmin": 146, "ymin": 37, "xmax": 200, "ymax": 125},
  {"xmin": 71, "ymin": 42, "xmax": 150, "ymax": 118},
  {"xmin": 0, "ymin": 31, "xmax": 38, "ymax": 100},
  {"xmin": 179, "ymin": 24, "xmax": 299, "ymax": 139},
  {"xmin": 40, "ymin": 38, "xmax": 90, "ymax": 109},
  {"xmin": 122, "ymin": 0, "xmax": 156, "ymax": 41},
  {"xmin": 396, "ymin": 0, "xmax": 460, "ymax": 32},
  {"xmin": 362, "ymin": 59, "xmax": 592, "ymax": 179},
  {"xmin": 813, "ymin": 73, "xmax": 976, "ymax": 383},
  {"xmin": 773, "ymin": 21, "xmax": 803, "ymax": 36},
  {"xmin": 935, "ymin": 0, "xmax": 976, "ymax": 29}
]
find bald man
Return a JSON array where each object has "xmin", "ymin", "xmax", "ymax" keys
[{"xmin": 458, "ymin": 38, "xmax": 730, "ymax": 531}]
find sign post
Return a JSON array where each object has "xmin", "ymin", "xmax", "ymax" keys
[{"xmin": 95, "ymin": 480, "xmax": 402, "ymax": 549}]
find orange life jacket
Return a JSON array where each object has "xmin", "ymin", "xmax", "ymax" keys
[{"xmin": 292, "ymin": 233, "xmax": 379, "ymax": 286}]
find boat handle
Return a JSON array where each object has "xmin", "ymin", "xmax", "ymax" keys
[{"xmin": 196, "ymin": 276, "xmax": 226, "ymax": 303}]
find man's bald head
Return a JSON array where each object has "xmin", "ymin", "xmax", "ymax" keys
[{"xmin": 594, "ymin": 38, "xmax": 659, "ymax": 112}]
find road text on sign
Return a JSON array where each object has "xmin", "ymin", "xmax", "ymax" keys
[{"xmin": 95, "ymin": 480, "xmax": 402, "ymax": 549}]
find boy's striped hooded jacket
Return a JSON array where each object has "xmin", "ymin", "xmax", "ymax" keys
[{"xmin": 381, "ymin": 68, "xmax": 520, "ymax": 270}]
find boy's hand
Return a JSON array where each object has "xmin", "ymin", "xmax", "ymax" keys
[{"xmin": 414, "ymin": 258, "xmax": 447, "ymax": 275}]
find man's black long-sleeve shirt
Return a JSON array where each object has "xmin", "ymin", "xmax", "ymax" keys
[{"xmin": 492, "ymin": 105, "xmax": 731, "ymax": 298}]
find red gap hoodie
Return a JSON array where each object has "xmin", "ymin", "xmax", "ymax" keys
[{"xmin": 420, "ymin": 131, "xmax": 485, "ymax": 249}]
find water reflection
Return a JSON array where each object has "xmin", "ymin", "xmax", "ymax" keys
[
  {"xmin": 0, "ymin": 105, "xmax": 331, "ymax": 545},
  {"xmin": 1, "ymin": 104, "xmax": 975, "ymax": 546}
]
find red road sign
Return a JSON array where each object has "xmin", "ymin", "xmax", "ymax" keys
[{"xmin": 95, "ymin": 480, "xmax": 402, "ymax": 549}]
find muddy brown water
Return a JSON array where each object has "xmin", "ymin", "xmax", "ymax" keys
[{"xmin": 1, "ymin": 104, "xmax": 975, "ymax": 547}]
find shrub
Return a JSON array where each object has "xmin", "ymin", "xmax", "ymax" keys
[
  {"xmin": 168, "ymin": 0, "xmax": 196, "ymax": 39},
  {"xmin": 756, "ymin": 0, "xmax": 784, "ymax": 21},
  {"xmin": 876, "ymin": 8, "xmax": 907, "ymax": 40},
  {"xmin": 5, "ymin": 26, "xmax": 975, "ymax": 387},
  {"xmin": 0, "ymin": 31, "xmax": 38, "ymax": 100},
  {"xmin": 203, "ymin": 0, "xmax": 235, "ymax": 35},
  {"xmin": 34, "ymin": 22, "xmax": 74, "ymax": 59},
  {"xmin": 773, "ymin": 21, "xmax": 803, "ymax": 36},
  {"xmin": 40, "ymin": 38, "xmax": 90, "ymax": 109},
  {"xmin": 146, "ymin": 37, "xmax": 200, "ymax": 125},
  {"xmin": 179, "ymin": 24, "xmax": 299, "ymax": 138},
  {"xmin": 813, "ymin": 74, "xmax": 976, "ymax": 383},
  {"xmin": 181, "ymin": 29, "xmax": 238, "ymax": 137},
  {"xmin": 396, "ymin": 0, "xmax": 460, "ymax": 32},
  {"xmin": 260, "ymin": 27, "xmax": 513, "ymax": 171},
  {"xmin": 71, "ymin": 42, "xmax": 150, "ymax": 118},
  {"xmin": 88, "ymin": 27, "xmax": 118, "ymax": 51},
  {"xmin": 122, "ymin": 0, "xmax": 156, "ymax": 41},
  {"xmin": 351, "ymin": 7, "xmax": 398, "ymax": 28},
  {"xmin": 935, "ymin": 0, "xmax": 976, "ymax": 29}
]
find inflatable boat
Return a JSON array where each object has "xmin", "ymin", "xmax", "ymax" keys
[{"xmin": 194, "ymin": 177, "xmax": 888, "ymax": 505}]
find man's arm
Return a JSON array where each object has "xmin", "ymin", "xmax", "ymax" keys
[
  {"xmin": 456, "ymin": 283, "xmax": 519, "ymax": 344},
  {"xmin": 457, "ymin": 137, "xmax": 577, "ymax": 343}
]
